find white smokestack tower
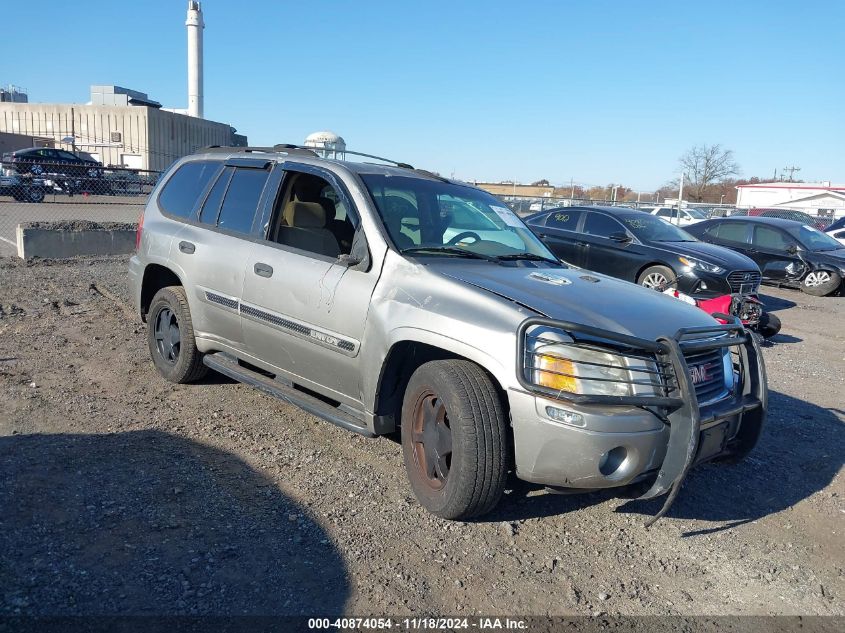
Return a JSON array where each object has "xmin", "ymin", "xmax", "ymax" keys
[{"xmin": 186, "ymin": 0, "xmax": 204, "ymax": 118}]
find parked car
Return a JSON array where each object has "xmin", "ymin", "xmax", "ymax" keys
[
  {"xmin": 128, "ymin": 145, "xmax": 766, "ymax": 522},
  {"xmin": 648, "ymin": 206, "xmax": 709, "ymax": 227},
  {"xmin": 0, "ymin": 172, "xmax": 46, "ymax": 203},
  {"xmin": 687, "ymin": 216, "xmax": 845, "ymax": 296},
  {"xmin": 733, "ymin": 208, "xmax": 829, "ymax": 230},
  {"xmin": 5, "ymin": 147, "xmax": 104, "ymax": 179},
  {"xmin": 524, "ymin": 206, "xmax": 762, "ymax": 298},
  {"xmin": 824, "ymin": 216, "xmax": 845, "ymax": 245}
]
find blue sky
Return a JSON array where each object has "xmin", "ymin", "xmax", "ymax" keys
[{"xmin": 4, "ymin": 0, "xmax": 843, "ymax": 189}]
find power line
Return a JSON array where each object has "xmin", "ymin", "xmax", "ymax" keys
[{"xmin": 782, "ymin": 165, "xmax": 801, "ymax": 181}]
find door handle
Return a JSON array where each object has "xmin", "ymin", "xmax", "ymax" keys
[
  {"xmin": 178, "ymin": 240, "xmax": 195, "ymax": 254},
  {"xmin": 254, "ymin": 263, "xmax": 274, "ymax": 278}
]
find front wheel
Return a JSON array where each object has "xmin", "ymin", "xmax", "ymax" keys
[
  {"xmin": 401, "ymin": 360, "xmax": 508, "ymax": 520},
  {"xmin": 801, "ymin": 270, "xmax": 841, "ymax": 297},
  {"xmin": 146, "ymin": 286, "xmax": 208, "ymax": 383},
  {"xmin": 637, "ymin": 265, "xmax": 676, "ymax": 291}
]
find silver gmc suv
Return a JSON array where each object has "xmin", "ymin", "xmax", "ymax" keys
[{"xmin": 128, "ymin": 145, "xmax": 767, "ymax": 523}]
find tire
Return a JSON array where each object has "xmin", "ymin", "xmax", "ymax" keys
[
  {"xmin": 637, "ymin": 265, "xmax": 677, "ymax": 291},
  {"xmin": 757, "ymin": 312, "xmax": 781, "ymax": 338},
  {"xmin": 801, "ymin": 270, "xmax": 841, "ymax": 297},
  {"xmin": 146, "ymin": 286, "xmax": 208, "ymax": 383},
  {"xmin": 26, "ymin": 186, "xmax": 45, "ymax": 204},
  {"xmin": 400, "ymin": 359, "xmax": 508, "ymax": 520}
]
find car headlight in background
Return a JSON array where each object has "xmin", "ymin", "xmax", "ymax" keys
[
  {"xmin": 529, "ymin": 334, "xmax": 664, "ymax": 398},
  {"xmin": 679, "ymin": 256, "xmax": 725, "ymax": 274}
]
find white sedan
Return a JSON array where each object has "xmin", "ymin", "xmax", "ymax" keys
[
  {"xmin": 824, "ymin": 217, "xmax": 845, "ymax": 245},
  {"xmin": 649, "ymin": 206, "xmax": 709, "ymax": 227}
]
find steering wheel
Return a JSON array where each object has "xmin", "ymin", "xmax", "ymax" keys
[{"xmin": 446, "ymin": 231, "xmax": 481, "ymax": 246}]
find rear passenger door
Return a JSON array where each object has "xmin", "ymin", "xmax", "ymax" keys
[
  {"xmin": 239, "ymin": 164, "xmax": 378, "ymax": 408},
  {"xmin": 534, "ymin": 210, "xmax": 585, "ymax": 266},
  {"xmin": 168, "ymin": 158, "xmax": 272, "ymax": 350}
]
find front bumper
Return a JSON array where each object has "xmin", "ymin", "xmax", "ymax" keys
[{"xmin": 511, "ymin": 318, "xmax": 767, "ymax": 524}]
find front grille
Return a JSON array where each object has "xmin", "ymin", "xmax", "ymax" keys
[
  {"xmin": 684, "ymin": 348, "xmax": 726, "ymax": 404},
  {"xmin": 727, "ymin": 270, "xmax": 761, "ymax": 293}
]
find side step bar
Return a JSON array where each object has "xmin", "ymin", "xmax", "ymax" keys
[{"xmin": 202, "ymin": 352, "xmax": 376, "ymax": 438}]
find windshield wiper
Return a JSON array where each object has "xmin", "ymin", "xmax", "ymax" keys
[
  {"xmin": 495, "ymin": 253, "xmax": 561, "ymax": 265},
  {"xmin": 401, "ymin": 246, "xmax": 497, "ymax": 261}
]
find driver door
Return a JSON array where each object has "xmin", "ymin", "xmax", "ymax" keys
[
  {"xmin": 749, "ymin": 224, "xmax": 803, "ymax": 282},
  {"xmin": 239, "ymin": 164, "xmax": 381, "ymax": 408}
]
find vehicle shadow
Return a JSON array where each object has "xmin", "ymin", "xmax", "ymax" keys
[
  {"xmin": 758, "ymin": 292, "xmax": 797, "ymax": 312},
  {"xmin": 617, "ymin": 390, "xmax": 843, "ymax": 535},
  {"xmin": 0, "ymin": 431, "xmax": 349, "ymax": 615}
]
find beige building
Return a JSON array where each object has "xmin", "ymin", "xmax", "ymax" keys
[{"xmin": 0, "ymin": 86, "xmax": 246, "ymax": 172}]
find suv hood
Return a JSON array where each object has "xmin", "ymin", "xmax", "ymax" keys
[
  {"xmin": 655, "ymin": 240, "xmax": 758, "ymax": 269},
  {"xmin": 433, "ymin": 263, "xmax": 720, "ymax": 340}
]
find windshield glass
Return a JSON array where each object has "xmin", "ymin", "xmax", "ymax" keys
[
  {"xmin": 686, "ymin": 208, "xmax": 708, "ymax": 219},
  {"xmin": 360, "ymin": 174, "xmax": 557, "ymax": 259},
  {"xmin": 788, "ymin": 224, "xmax": 842, "ymax": 251},
  {"xmin": 619, "ymin": 214, "xmax": 697, "ymax": 242}
]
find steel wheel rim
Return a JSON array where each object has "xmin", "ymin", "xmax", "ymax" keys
[
  {"xmin": 642, "ymin": 272, "xmax": 669, "ymax": 290},
  {"xmin": 154, "ymin": 306, "xmax": 181, "ymax": 364},
  {"xmin": 411, "ymin": 391, "xmax": 453, "ymax": 491},
  {"xmin": 31, "ymin": 164, "xmax": 43, "ymax": 175},
  {"xmin": 805, "ymin": 271, "xmax": 830, "ymax": 287}
]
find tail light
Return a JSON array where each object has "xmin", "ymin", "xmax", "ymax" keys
[{"xmin": 135, "ymin": 209, "xmax": 145, "ymax": 251}]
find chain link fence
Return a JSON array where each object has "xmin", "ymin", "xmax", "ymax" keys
[{"xmin": 0, "ymin": 159, "xmax": 161, "ymax": 256}]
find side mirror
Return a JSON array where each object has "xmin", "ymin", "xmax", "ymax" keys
[
  {"xmin": 608, "ymin": 231, "xmax": 632, "ymax": 243},
  {"xmin": 786, "ymin": 244, "xmax": 799, "ymax": 255}
]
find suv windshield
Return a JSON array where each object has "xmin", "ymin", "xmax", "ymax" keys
[
  {"xmin": 619, "ymin": 214, "xmax": 697, "ymax": 242},
  {"xmin": 361, "ymin": 174, "xmax": 557, "ymax": 260},
  {"xmin": 788, "ymin": 224, "xmax": 842, "ymax": 251}
]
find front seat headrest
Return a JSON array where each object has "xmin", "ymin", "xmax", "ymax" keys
[{"xmin": 285, "ymin": 201, "xmax": 326, "ymax": 228}]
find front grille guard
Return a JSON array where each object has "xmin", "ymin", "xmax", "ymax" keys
[{"xmin": 517, "ymin": 317, "xmax": 765, "ymax": 526}]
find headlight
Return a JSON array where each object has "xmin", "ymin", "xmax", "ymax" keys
[
  {"xmin": 529, "ymin": 330, "xmax": 664, "ymax": 397},
  {"xmin": 679, "ymin": 256, "xmax": 724, "ymax": 274}
]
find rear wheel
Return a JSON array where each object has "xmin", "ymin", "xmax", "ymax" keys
[
  {"xmin": 637, "ymin": 265, "xmax": 676, "ymax": 291},
  {"xmin": 146, "ymin": 286, "xmax": 207, "ymax": 383},
  {"xmin": 801, "ymin": 270, "xmax": 841, "ymax": 296},
  {"xmin": 401, "ymin": 360, "xmax": 508, "ymax": 520}
]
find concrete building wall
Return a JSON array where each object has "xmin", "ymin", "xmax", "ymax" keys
[
  {"xmin": 0, "ymin": 103, "xmax": 244, "ymax": 172},
  {"xmin": 0, "ymin": 131, "xmax": 54, "ymax": 156}
]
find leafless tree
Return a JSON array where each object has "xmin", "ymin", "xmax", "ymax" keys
[{"xmin": 679, "ymin": 144, "xmax": 740, "ymax": 202}]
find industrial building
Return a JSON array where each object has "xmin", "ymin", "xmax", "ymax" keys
[
  {"xmin": 0, "ymin": 2, "xmax": 246, "ymax": 172},
  {"xmin": 736, "ymin": 181, "xmax": 845, "ymax": 218}
]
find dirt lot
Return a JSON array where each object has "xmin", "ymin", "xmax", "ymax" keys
[{"xmin": 0, "ymin": 255, "xmax": 842, "ymax": 617}]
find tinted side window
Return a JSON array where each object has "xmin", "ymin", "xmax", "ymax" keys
[
  {"xmin": 715, "ymin": 222, "xmax": 749, "ymax": 243},
  {"xmin": 583, "ymin": 212, "xmax": 623, "ymax": 237},
  {"xmin": 656, "ymin": 208, "xmax": 673, "ymax": 217},
  {"xmin": 158, "ymin": 161, "xmax": 219, "ymax": 218},
  {"xmin": 217, "ymin": 167, "xmax": 270, "ymax": 234},
  {"xmin": 545, "ymin": 210, "xmax": 581, "ymax": 231},
  {"xmin": 198, "ymin": 167, "xmax": 233, "ymax": 224},
  {"xmin": 753, "ymin": 225, "xmax": 791, "ymax": 250}
]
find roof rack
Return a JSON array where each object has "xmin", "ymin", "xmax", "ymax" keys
[
  {"xmin": 197, "ymin": 143, "xmax": 421, "ymax": 173},
  {"xmin": 199, "ymin": 144, "xmax": 318, "ymax": 157}
]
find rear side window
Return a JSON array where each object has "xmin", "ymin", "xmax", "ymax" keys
[
  {"xmin": 158, "ymin": 161, "xmax": 219, "ymax": 218},
  {"xmin": 715, "ymin": 222, "xmax": 749, "ymax": 243},
  {"xmin": 545, "ymin": 210, "xmax": 581, "ymax": 231},
  {"xmin": 198, "ymin": 167, "xmax": 233, "ymax": 224},
  {"xmin": 217, "ymin": 167, "xmax": 270, "ymax": 234}
]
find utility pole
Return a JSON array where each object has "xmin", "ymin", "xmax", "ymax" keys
[
  {"xmin": 570, "ymin": 178, "xmax": 574, "ymax": 200},
  {"xmin": 782, "ymin": 165, "xmax": 801, "ymax": 181},
  {"xmin": 676, "ymin": 173, "xmax": 686, "ymax": 225}
]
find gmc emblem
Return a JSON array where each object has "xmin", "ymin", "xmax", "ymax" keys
[{"xmin": 689, "ymin": 364, "xmax": 711, "ymax": 385}]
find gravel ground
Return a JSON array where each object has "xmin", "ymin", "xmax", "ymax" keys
[{"xmin": 0, "ymin": 255, "xmax": 842, "ymax": 617}]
